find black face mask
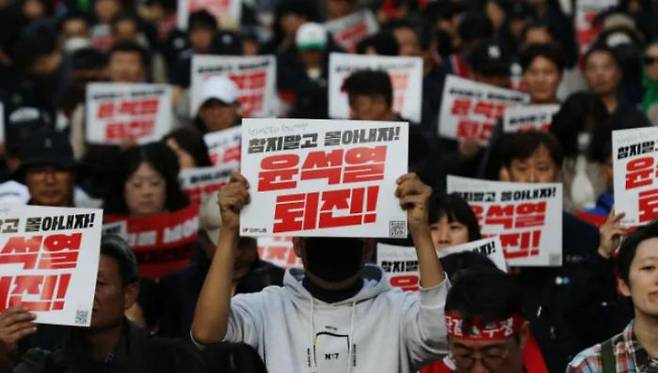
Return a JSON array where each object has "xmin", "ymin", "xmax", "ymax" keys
[{"xmin": 304, "ymin": 238, "xmax": 365, "ymax": 283}]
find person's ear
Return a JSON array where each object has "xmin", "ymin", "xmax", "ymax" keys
[
  {"xmin": 618, "ymin": 277, "xmax": 632, "ymax": 297},
  {"xmin": 518, "ymin": 321, "xmax": 531, "ymax": 349},
  {"xmin": 499, "ymin": 166, "xmax": 511, "ymax": 181},
  {"xmin": 292, "ymin": 237, "xmax": 305, "ymax": 258},
  {"xmin": 123, "ymin": 282, "xmax": 140, "ymax": 311}
]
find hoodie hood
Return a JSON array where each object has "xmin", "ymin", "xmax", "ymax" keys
[{"xmin": 284, "ymin": 263, "xmax": 391, "ymax": 306}]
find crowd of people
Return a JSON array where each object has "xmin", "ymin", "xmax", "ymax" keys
[{"xmin": 1, "ymin": 0, "xmax": 658, "ymax": 372}]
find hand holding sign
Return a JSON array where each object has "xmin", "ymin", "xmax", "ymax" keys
[
  {"xmin": 396, "ymin": 173, "xmax": 432, "ymax": 232},
  {"xmin": 0, "ymin": 307, "xmax": 36, "ymax": 353},
  {"xmin": 219, "ymin": 171, "xmax": 250, "ymax": 233}
]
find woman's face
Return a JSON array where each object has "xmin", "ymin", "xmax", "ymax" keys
[
  {"xmin": 124, "ymin": 162, "xmax": 166, "ymax": 216},
  {"xmin": 430, "ymin": 215, "xmax": 471, "ymax": 249}
]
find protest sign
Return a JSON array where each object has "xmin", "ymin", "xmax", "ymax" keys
[
  {"xmin": 0, "ymin": 205, "xmax": 102, "ymax": 326},
  {"xmin": 204, "ymin": 126, "xmax": 242, "ymax": 168},
  {"xmin": 438, "ymin": 75, "xmax": 529, "ymax": 144},
  {"xmin": 328, "ymin": 53, "xmax": 423, "ymax": 123},
  {"xmin": 575, "ymin": 0, "xmax": 618, "ymax": 56},
  {"xmin": 446, "ymin": 176, "xmax": 562, "ymax": 266},
  {"xmin": 612, "ymin": 127, "xmax": 658, "ymax": 226},
  {"xmin": 179, "ymin": 166, "xmax": 233, "ymax": 205},
  {"xmin": 257, "ymin": 236, "xmax": 302, "ymax": 269},
  {"xmin": 502, "ymin": 104, "xmax": 560, "ymax": 133},
  {"xmin": 104, "ymin": 204, "xmax": 199, "ymax": 278},
  {"xmin": 325, "ymin": 10, "xmax": 378, "ymax": 52},
  {"xmin": 377, "ymin": 238, "xmax": 507, "ymax": 291},
  {"xmin": 436, "ymin": 236, "xmax": 507, "ymax": 271},
  {"xmin": 102, "ymin": 220, "xmax": 127, "ymax": 238},
  {"xmin": 240, "ymin": 118, "xmax": 409, "ymax": 237},
  {"xmin": 176, "ymin": 0, "xmax": 241, "ymax": 30},
  {"xmin": 191, "ymin": 55, "xmax": 277, "ymax": 118},
  {"xmin": 86, "ymin": 83, "xmax": 173, "ymax": 145}
]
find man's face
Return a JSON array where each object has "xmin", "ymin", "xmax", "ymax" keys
[
  {"xmin": 91, "ymin": 255, "xmax": 137, "ymax": 330},
  {"xmin": 25, "ymin": 166, "xmax": 74, "ymax": 207},
  {"xmin": 450, "ymin": 336, "xmax": 525, "ymax": 373},
  {"xmin": 620, "ymin": 237, "xmax": 658, "ymax": 318},
  {"xmin": 113, "ymin": 19, "xmax": 139, "ymax": 42},
  {"xmin": 199, "ymin": 100, "xmax": 239, "ymax": 132},
  {"xmin": 504, "ymin": 145, "xmax": 559, "ymax": 183},
  {"xmin": 524, "ymin": 56, "xmax": 561, "ymax": 103},
  {"xmin": 522, "ymin": 27, "xmax": 551, "ymax": 46},
  {"xmin": 327, "ymin": 0, "xmax": 355, "ymax": 19},
  {"xmin": 189, "ymin": 27, "xmax": 215, "ymax": 53},
  {"xmin": 393, "ymin": 27, "xmax": 421, "ymax": 57},
  {"xmin": 585, "ymin": 51, "xmax": 621, "ymax": 98},
  {"xmin": 62, "ymin": 18, "xmax": 89, "ymax": 40},
  {"xmin": 108, "ymin": 51, "xmax": 144, "ymax": 83},
  {"xmin": 95, "ymin": 0, "xmax": 121, "ymax": 23},
  {"xmin": 348, "ymin": 95, "xmax": 390, "ymax": 121}
]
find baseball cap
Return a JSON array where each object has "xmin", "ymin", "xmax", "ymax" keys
[
  {"xmin": 13, "ymin": 130, "xmax": 77, "ymax": 181},
  {"xmin": 199, "ymin": 76, "xmax": 239, "ymax": 106},
  {"xmin": 296, "ymin": 22, "xmax": 327, "ymax": 51},
  {"xmin": 199, "ymin": 192, "xmax": 222, "ymax": 246},
  {"xmin": 468, "ymin": 39, "xmax": 511, "ymax": 77}
]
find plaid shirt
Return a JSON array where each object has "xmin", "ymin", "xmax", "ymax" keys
[{"xmin": 567, "ymin": 321, "xmax": 658, "ymax": 373}]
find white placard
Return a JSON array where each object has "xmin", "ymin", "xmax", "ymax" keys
[
  {"xmin": 436, "ymin": 236, "xmax": 507, "ymax": 272},
  {"xmin": 85, "ymin": 83, "xmax": 173, "ymax": 145},
  {"xmin": 328, "ymin": 53, "xmax": 423, "ymax": 123},
  {"xmin": 438, "ymin": 75, "xmax": 529, "ymax": 144},
  {"xmin": 324, "ymin": 9, "xmax": 379, "ymax": 52},
  {"xmin": 178, "ymin": 165, "xmax": 233, "ymax": 205},
  {"xmin": 257, "ymin": 236, "xmax": 302, "ymax": 269},
  {"xmin": 190, "ymin": 55, "xmax": 277, "ymax": 118},
  {"xmin": 203, "ymin": 126, "xmax": 241, "ymax": 168},
  {"xmin": 575, "ymin": 0, "xmax": 618, "ymax": 55},
  {"xmin": 446, "ymin": 176, "xmax": 563, "ymax": 266},
  {"xmin": 240, "ymin": 118, "xmax": 409, "ymax": 237},
  {"xmin": 0, "ymin": 205, "xmax": 103, "ymax": 326},
  {"xmin": 502, "ymin": 104, "xmax": 560, "ymax": 133},
  {"xmin": 177, "ymin": 0, "xmax": 242, "ymax": 30}
]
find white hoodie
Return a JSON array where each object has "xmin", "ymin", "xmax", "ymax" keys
[{"xmin": 220, "ymin": 264, "xmax": 450, "ymax": 373}]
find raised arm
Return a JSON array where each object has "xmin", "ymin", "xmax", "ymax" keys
[
  {"xmin": 191, "ymin": 172, "xmax": 250, "ymax": 345},
  {"xmin": 395, "ymin": 173, "xmax": 445, "ymax": 287}
]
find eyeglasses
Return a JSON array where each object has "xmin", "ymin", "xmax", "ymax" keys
[
  {"xmin": 644, "ymin": 56, "xmax": 658, "ymax": 65},
  {"xmin": 452, "ymin": 348, "xmax": 510, "ymax": 370}
]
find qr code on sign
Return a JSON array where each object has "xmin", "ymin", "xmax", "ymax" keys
[
  {"xmin": 75, "ymin": 310, "xmax": 89, "ymax": 325},
  {"xmin": 389, "ymin": 221, "xmax": 407, "ymax": 238}
]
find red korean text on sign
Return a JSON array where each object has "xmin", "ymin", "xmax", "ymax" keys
[
  {"xmin": 389, "ymin": 275, "xmax": 419, "ymax": 292},
  {"xmin": 390, "ymin": 73, "xmax": 409, "ymax": 113},
  {"xmin": 257, "ymin": 146, "xmax": 387, "ymax": 192},
  {"xmin": 273, "ymin": 186, "xmax": 380, "ymax": 233},
  {"xmin": 451, "ymin": 98, "xmax": 508, "ymax": 142},
  {"xmin": 471, "ymin": 203, "xmax": 546, "ymax": 259},
  {"xmin": 229, "ymin": 72, "xmax": 266, "ymax": 117},
  {"xmin": 98, "ymin": 98, "xmax": 160, "ymax": 141},
  {"xmin": 638, "ymin": 188, "xmax": 658, "ymax": 223},
  {"xmin": 0, "ymin": 233, "xmax": 82, "ymax": 311},
  {"xmin": 625, "ymin": 156, "xmax": 657, "ymax": 190}
]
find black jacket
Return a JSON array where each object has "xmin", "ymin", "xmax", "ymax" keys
[{"xmin": 13, "ymin": 320, "xmax": 203, "ymax": 373}]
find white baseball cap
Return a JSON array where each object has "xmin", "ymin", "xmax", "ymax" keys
[
  {"xmin": 296, "ymin": 22, "xmax": 327, "ymax": 50},
  {"xmin": 199, "ymin": 75, "xmax": 239, "ymax": 106}
]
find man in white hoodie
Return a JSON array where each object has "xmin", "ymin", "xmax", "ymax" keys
[{"xmin": 191, "ymin": 171, "xmax": 450, "ymax": 372}]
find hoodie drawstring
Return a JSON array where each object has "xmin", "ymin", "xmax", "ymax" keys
[
  {"xmin": 310, "ymin": 296, "xmax": 317, "ymax": 372},
  {"xmin": 346, "ymin": 300, "xmax": 356, "ymax": 373}
]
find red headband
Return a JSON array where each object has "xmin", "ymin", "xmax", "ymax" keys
[{"xmin": 445, "ymin": 312, "xmax": 525, "ymax": 341}]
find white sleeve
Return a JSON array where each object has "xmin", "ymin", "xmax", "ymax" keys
[{"xmin": 400, "ymin": 277, "xmax": 451, "ymax": 366}]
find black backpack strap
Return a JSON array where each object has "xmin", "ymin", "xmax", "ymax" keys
[{"xmin": 601, "ymin": 338, "xmax": 616, "ymax": 373}]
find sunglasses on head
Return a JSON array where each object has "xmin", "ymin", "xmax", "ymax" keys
[{"xmin": 644, "ymin": 56, "xmax": 658, "ymax": 65}]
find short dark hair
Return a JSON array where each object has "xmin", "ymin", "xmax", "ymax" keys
[
  {"xmin": 584, "ymin": 44, "xmax": 620, "ymax": 69},
  {"xmin": 616, "ymin": 220, "xmax": 658, "ymax": 284},
  {"xmin": 100, "ymin": 234, "xmax": 139, "ymax": 285},
  {"xmin": 189, "ymin": 10, "xmax": 217, "ymax": 31},
  {"xmin": 109, "ymin": 40, "xmax": 150, "ymax": 69},
  {"xmin": 356, "ymin": 31, "xmax": 399, "ymax": 56},
  {"xmin": 446, "ymin": 266, "xmax": 523, "ymax": 325},
  {"xmin": 13, "ymin": 21, "xmax": 59, "ymax": 70},
  {"xmin": 502, "ymin": 131, "xmax": 563, "ymax": 168},
  {"xmin": 104, "ymin": 142, "xmax": 190, "ymax": 215},
  {"xmin": 429, "ymin": 193, "xmax": 481, "ymax": 242},
  {"xmin": 341, "ymin": 70, "xmax": 393, "ymax": 108},
  {"xmin": 162, "ymin": 127, "xmax": 213, "ymax": 167},
  {"xmin": 520, "ymin": 42, "xmax": 566, "ymax": 72},
  {"xmin": 71, "ymin": 47, "xmax": 108, "ymax": 71},
  {"xmin": 457, "ymin": 12, "xmax": 493, "ymax": 46},
  {"xmin": 440, "ymin": 251, "xmax": 496, "ymax": 280}
]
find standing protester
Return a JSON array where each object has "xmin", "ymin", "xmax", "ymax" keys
[
  {"xmin": 191, "ymin": 171, "xmax": 449, "ymax": 372},
  {"xmin": 568, "ymin": 220, "xmax": 658, "ymax": 372}
]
